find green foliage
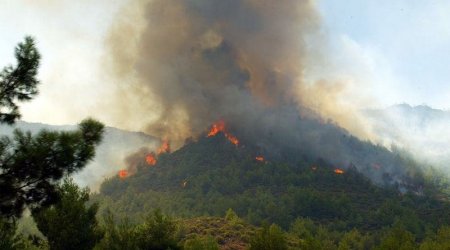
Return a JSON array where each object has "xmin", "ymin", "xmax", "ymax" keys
[
  {"xmin": 32, "ymin": 179, "xmax": 102, "ymax": 250},
  {"xmin": 225, "ymin": 208, "xmax": 240, "ymax": 223},
  {"xmin": 419, "ymin": 226, "xmax": 450, "ymax": 250},
  {"xmin": 0, "ymin": 218, "xmax": 23, "ymax": 250},
  {"xmin": 0, "ymin": 217, "xmax": 48, "ymax": 250},
  {"xmin": 95, "ymin": 211, "xmax": 139, "ymax": 250},
  {"xmin": 93, "ymin": 128, "xmax": 450, "ymax": 248},
  {"xmin": 0, "ymin": 37, "xmax": 104, "ymax": 218},
  {"xmin": 249, "ymin": 223, "xmax": 287, "ymax": 250},
  {"xmin": 179, "ymin": 216, "xmax": 256, "ymax": 249},
  {"xmin": 0, "ymin": 118, "xmax": 104, "ymax": 217},
  {"xmin": 134, "ymin": 209, "xmax": 180, "ymax": 250},
  {"xmin": 96, "ymin": 209, "xmax": 181, "ymax": 250},
  {"xmin": 338, "ymin": 229, "xmax": 370, "ymax": 250},
  {"xmin": 375, "ymin": 225, "xmax": 416, "ymax": 250},
  {"xmin": 183, "ymin": 236, "xmax": 219, "ymax": 250},
  {"xmin": 0, "ymin": 36, "xmax": 40, "ymax": 124},
  {"xmin": 95, "ymin": 135, "xmax": 450, "ymax": 237},
  {"xmin": 289, "ymin": 218, "xmax": 337, "ymax": 250},
  {"xmin": 16, "ymin": 215, "xmax": 44, "ymax": 239}
]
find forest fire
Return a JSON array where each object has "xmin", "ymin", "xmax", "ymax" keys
[
  {"xmin": 334, "ymin": 169, "xmax": 344, "ymax": 174},
  {"xmin": 157, "ymin": 140, "xmax": 170, "ymax": 155},
  {"xmin": 146, "ymin": 153, "xmax": 157, "ymax": 166},
  {"xmin": 207, "ymin": 121, "xmax": 239, "ymax": 146},
  {"xmin": 255, "ymin": 156, "xmax": 265, "ymax": 162},
  {"xmin": 143, "ymin": 140, "xmax": 171, "ymax": 167},
  {"xmin": 225, "ymin": 134, "xmax": 239, "ymax": 146},
  {"xmin": 207, "ymin": 121, "xmax": 226, "ymax": 137},
  {"xmin": 118, "ymin": 169, "xmax": 128, "ymax": 179}
]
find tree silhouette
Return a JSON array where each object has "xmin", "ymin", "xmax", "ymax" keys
[
  {"xmin": 0, "ymin": 36, "xmax": 40, "ymax": 124},
  {"xmin": 0, "ymin": 37, "xmax": 104, "ymax": 218}
]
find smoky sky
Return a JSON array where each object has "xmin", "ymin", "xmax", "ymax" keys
[
  {"xmin": 106, "ymin": 0, "xmax": 423, "ymax": 187},
  {"xmin": 107, "ymin": 0, "xmax": 323, "ymax": 145}
]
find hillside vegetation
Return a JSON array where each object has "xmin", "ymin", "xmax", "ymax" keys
[{"xmin": 95, "ymin": 133, "xmax": 450, "ymax": 242}]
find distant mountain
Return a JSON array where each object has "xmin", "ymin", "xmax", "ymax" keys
[
  {"xmin": 365, "ymin": 104, "xmax": 450, "ymax": 169},
  {"xmin": 0, "ymin": 121, "xmax": 159, "ymax": 189}
]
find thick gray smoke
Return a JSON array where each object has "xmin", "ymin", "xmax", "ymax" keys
[
  {"xmin": 106, "ymin": 0, "xmax": 418, "ymax": 187},
  {"xmin": 107, "ymin": 0, "xmax": 324, "ymax": 143}
]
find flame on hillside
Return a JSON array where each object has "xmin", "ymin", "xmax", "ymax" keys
[
  {"xmin": 255, "ymin": 156, "xmax": 265, "ymax": 162},
  {"xmin": 118, "ymin": 169, "xmax": 128, "ymax": 179},
  {"xmin": 226, "ymin": 134, "xmax": 239, "ymax": 146},
  {"xmin": 207, "ymin": 121, "xmax": 226, "ymax": 137},
  {"xmin": 119, "ymin": 140, "xmax": 172, "ymax": 180},
  {"xmin": 145, "ymin": 140, "xmax": 171, "ymax": 167},
  {"xmin": 334, "ymin": 169, "xmax": 344, "ymax": 174},
  {"xmin": 146, "ymin": 153, "xmax": 157, "ymax": 166},
  {"xmin": 157, "ymin": 140, "xmax": 171, "ymax": 154},
  {"xmin": 207, "ymin": 121, "xmax": 239, "ymax": 146},
  {"xmin": 104, "ymin": 0, "xmax": 407, "ymax": 189}
]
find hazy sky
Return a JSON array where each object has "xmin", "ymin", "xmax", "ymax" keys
[
  {"xmin": 0, "ymin": 0, "xmax": 125, "ymax": 126},
  {"xmin": 0, "ymin": 0, "xmax": 449, "ymax": 128},
  {"xmin": 318, "ymin": 0, "xmax": 450, "ymax": 109}
]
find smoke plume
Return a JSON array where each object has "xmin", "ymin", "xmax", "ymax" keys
[
  {"xmin": 104, "ymin": 0, "xmax": 422, "ymax": 186},
  {"xmin": 106, "ymin": 0, "xmax": 374, "ymax": 145}
]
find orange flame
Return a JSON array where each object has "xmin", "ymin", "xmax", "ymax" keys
[
  {"xmin": 157, "ymin": 140, "xmax": 171, "ymax": 155},
  {"xmin": 311, "ymin": 166, "xmax": 317, "ymax": 171},
  {"xmin": 182, "ymin": 180, "xmax": 187, "ymax": 188},
  {"xmin": 207, "ymin": 121, "xmax": 239, "ymax": 146},
  {"xmin": 207, "ymin": 121, "xmax": 226, "ymax": 137},
  {"xmin": 146, "ymin": 153, "xmax": 157, "ymax": 166},
  {"xmin": 334, "ymin": 168, "xmax": 344, "ymax": 174},
  {"xmin": 255, "ymin": 156, "xmax": 265, "ymax": 162},
  {"xmin": 225, "ymin": 134, "xmax": 239, "ymax": 146},
  {"xmin": 118, "ymin": 169, "xmax": 128, "ymax": 179}
]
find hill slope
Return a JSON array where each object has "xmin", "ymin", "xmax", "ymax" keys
[{"xmin": 95, "ymin": 133, "xmax": 450, "ymax": 238}]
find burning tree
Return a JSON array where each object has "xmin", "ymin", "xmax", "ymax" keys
[{"xmin": 207, "ymin": 121, "xmax": 239, "ymax": 146}]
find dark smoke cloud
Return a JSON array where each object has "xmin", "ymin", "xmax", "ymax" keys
[
  {"xmin": 107, "ymin": 0, "xmax": 321, "ymax": 145},
  {"xmin": 106, "ymin": 0, "xmax": 417, "ymax": 186}
]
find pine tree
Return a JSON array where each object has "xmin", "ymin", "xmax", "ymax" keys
[
  {"xmin": 0, "ymin": 36, "xmax": 40, "ymax": 124},
  {"xmin": 249, "ymin": 223, "xmax": 287, "ymax": 250},
  {"xmin": 0, "ymin": 37, "xmax": 104, "ymax": 217},
  {"xmin": 33, "ymin": 179, "xmax": 102, "ymax": 250}
]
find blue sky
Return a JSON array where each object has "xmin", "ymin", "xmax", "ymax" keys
[
  {"xmin": 0, "ymin": 0, "xmax": 449, "ymax": 127},
  {"xmin": 317, "ymin": 0, "xmax": 450, "ymax": 108}
]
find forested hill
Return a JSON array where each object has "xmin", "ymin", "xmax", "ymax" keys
[{"xmin": 95, "ymin": 133, "xmax": 450, "ymax": 239}]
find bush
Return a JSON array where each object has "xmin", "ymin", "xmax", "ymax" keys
[
  {"xmin": 184, "ymin": 236, "xmax": 219, "ymax": 250},
  {"xmin": 249, "ymin": 223, "xmax": 287, "ymax": 250}
]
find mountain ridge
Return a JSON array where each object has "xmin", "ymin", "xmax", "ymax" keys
[
  {"xmin": 0, "ymin": 120, "xmax": 159, "ymax": 189},
  {"xmin": 364, "ymin": 104, "xmax": 450, "ymax": 170}
]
